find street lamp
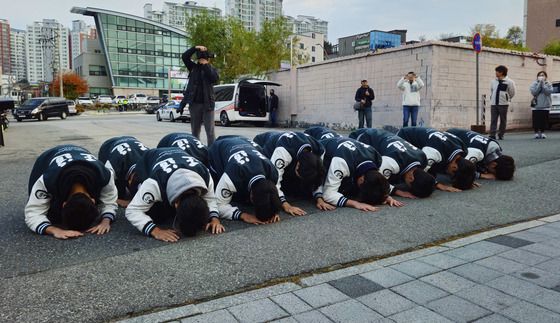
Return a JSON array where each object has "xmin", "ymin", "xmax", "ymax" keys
[{"xmin": 315, "ymin": 43, "xmax": 328, "ymax": 60}]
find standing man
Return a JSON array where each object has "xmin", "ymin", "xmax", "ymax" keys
[
  {"xmin": 355, "ymin": 80, "xmax": 375, "ymax": 128},
  {"xmin": 397, "ymin": 72, "xmax": 424, "ymax": 127},
  {"xmin": 269, "ymin": 89, "xmax": 279, "ymax": 127},
  {"xmin": 180, "ymin": 45, "xmax": 219, "ymax": 145},
  {"xmin": 489, "ymin": 65, "xmax": 516, "ymax": 140}
]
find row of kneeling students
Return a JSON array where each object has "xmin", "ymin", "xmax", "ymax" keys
[{"xmin": 24, "ymin": 127, "xmax": 516, "ymax": 242}]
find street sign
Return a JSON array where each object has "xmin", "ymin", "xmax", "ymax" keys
[{"xmin": 472, "ymin": 33, "xmax": 482, "ymax": 53}]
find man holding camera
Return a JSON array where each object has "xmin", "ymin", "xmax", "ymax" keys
[
  {"xmin": 354, "ymin": 80, "xmax": 375, "ymax": 129},
  {"xmin": 180, "ymin": 46, "xmax": 219, "ymax": 145},
  {"xmin": 397, "ymin": 72, "xmax": 424, "ymax": 127}
]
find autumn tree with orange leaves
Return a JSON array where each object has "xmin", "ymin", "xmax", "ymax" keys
[{"xmin": 50, "ymin": 72, "xmax": 89, "ymax": 100}]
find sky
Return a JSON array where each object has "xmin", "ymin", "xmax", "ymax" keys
[{"xmin": 2, "ymin": 0, "xmax": 525, "ymax": 41}]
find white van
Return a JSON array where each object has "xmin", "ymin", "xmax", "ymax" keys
[
  {"xmin": 213, "ymin": 78, "xmax": 281, "ymax": 127},
  {"xmin": 550, "ymin": 82, "xmax": 560, "ymax": 128}
]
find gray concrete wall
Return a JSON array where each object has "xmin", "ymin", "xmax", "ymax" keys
[{"xmin": 269, "ymin": 41, "xmax": 560, "ymax": 131}]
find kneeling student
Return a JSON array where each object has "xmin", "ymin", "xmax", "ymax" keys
[
  {"xmin": 350, "ymin": 128, "xmax": 436, "ymax": 198},
  {"xmin": 126, "ymin": 148, "xmax": 222, "ymax": 242},
  {"xmin": 446, "ymin": 128, "xmax": 515, "ymax": 180},
  {"xmin": 209, "ymin": 136, "xmax": 282, "ymax": 225},
  {"xmin": 25, "ymin": 145, "xmax": 118, "ymax": 239},
  {"xmin": 319, "ymin": 137, "xmax": 400, "ymax": 211},
  {"xmin": 397, "ymin": 127, "xmax": 476, "ymax": 191},
  {"xmin": 98, "ymin": 136, "xmax": 149, "ymax": 207},
  {"xmin": 157, "ymin": 132, "xmax": 209, "ymax": 167},
  {"xmin": 254, "ymin": 131, "xmax": 331, "ymax": 213},
  {"xmin": 304, "ymin": 126, "xmax": 342, "ymax": 141}
]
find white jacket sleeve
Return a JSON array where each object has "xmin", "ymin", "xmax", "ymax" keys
[
  {"xmin": 97, "ymin": 171, "xmax": 118, "ymax": 222},
  {"xmin": 215, "ymin": 173, "xmax": 241, "ymax": 220},
  {"xmin": 422, "ymin": 147, "xmax": 443, "ymax": 171},
  {"xmin": 125, "ymin": 178, "xmax": 163, "ymax": 236},
  {"xmin": 397, "ymin": 77, "xmax": 407, "ymax": 90},
  {"xmin": 270, "ymin": 147, "xmax": 293, "ymax": 203},
  {"xmin": 25, "ymin": 175, "xmax": 52, "ymax": 235},
  {"xmin": 508, "ymin": 79, "xmax": 516, "ymax": 99},
  {"xmin": 203, "ymin": 176, "xmax": 220, "ymax": 219},
  {"xmin": 322, "ymin": 157, "xmax": 350, "ymax": 207},
  {"xmin": 380, "ymin": 156, "xmax": 401, "ymax": 195},
  {"xmin": 416, "ymin": 77, "xmax": 425, "ymax": 90},
  {"xmin": 466, "ymin": 147, "xmax": 485, "ymax": 164}
]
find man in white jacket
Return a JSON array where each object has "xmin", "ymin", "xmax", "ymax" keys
[
  {"xmin": 397, "ymin": 72, "xmax": 425, "ymax": 127},
  {"xmin": 489, "ymin": 65, "xmax": 516, "ymax": 140}
]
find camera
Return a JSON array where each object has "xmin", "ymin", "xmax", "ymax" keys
[{"xmin": 197, "ymin": 50, "xmax": 216, "ymax": 59}]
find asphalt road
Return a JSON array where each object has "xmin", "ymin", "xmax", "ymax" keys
[{"xmin": 1, "ymin": 113, "xmax": 559, "ymax": 322}]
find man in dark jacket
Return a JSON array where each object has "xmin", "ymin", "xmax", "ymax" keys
[
  {"xmin": 354, "ymin": 80, "xmax": 375, "ymax": 129},
  {"xmin": 180, "ymin": 45, "xmax": 219, "ymax": 145},
  {"xmin": 269, "ymin": 89, "xmax": 279, "ymax": 127}
]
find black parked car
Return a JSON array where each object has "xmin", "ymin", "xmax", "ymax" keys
[{"xmin": 15, "ymin": 97, "xmax": 69, "ymax": 122}]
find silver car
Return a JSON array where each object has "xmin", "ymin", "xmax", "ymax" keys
[{"xmin": 66, "ymin": 100, "xmax": 77, "ymax": 115}]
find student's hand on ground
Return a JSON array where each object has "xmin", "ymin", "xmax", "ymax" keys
[
  {"xmin": 436, "ymin": 183, "xmax": 462, "ymax": 192},
  {"xmin": 46, "ymin": 226, "xmax": 84, "ymax": 240},
  {"xmin": 472, "ymin": 181, "xmax": 482, "ymax": 188},
  {"xmin": 282, "ymin": 202, "xmax": 307, "ymax": 216},
  {"xmin": 316, "ymin": 198, "xmax": 336, "ymax": 211},
  {"xmin": 151, "ymin": 227, "xmax": 180, "ymax": 242},
  {"xmin": 353, "ymin": 202, "xmax": 379, "ymax": 212},
  {"xmin": 267, "ymin": 214, "xmax": 281, "ymax": 224},
  {"xmin": 240, "ymin": 213, "xmax": 266, "ymax": 225},
  {"xmin": 394, "ymin": 190, "xmax": 418, "ymax": 199},
  {"xmin": 385, "ymin": 196, "xmax": 405, "ymax": 207},
  {"xmin": 86, "ymin": 218, "xmax": 111, "ymax": 235},
  {"xmin": 480, "ymin": 173, "xmax": 496, "ymax": 180},
  {"xmin": 117, "ymin": 199, "xmax": 130, "ymax": 208},
  {"xmin": 206, "ymin": 218, "xmax": 225, "ymax": 235}
]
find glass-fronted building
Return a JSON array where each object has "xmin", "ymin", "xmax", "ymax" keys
[
  {"xmin": 370, "ymin": 31, "xmax": 401, "ymax": 51},
  {"xmin": 71, "ymin": 7, "xmax": 189, "ymax": 96}
]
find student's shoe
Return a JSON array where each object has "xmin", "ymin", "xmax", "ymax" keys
[
  {"xmin": 534, "ymin": 133, "xmax": 541, "ymax": 139},
  {"xmin": 541, "ymin": 133, "xmax": 547, "ymax": 139},
  {"xmin": 489, "ymin": 135, "xmax": 497, "ymax": 140},
  {"xmin": 498, "ymin": 135, "xmax": 504, "ymax": 140}
]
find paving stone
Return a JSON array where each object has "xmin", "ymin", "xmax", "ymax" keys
[
  {"xmin": 416, "ymin": 253, "xmax": 468, "ymax": 269},
  {"xmin": 520, "ymin": 242, "xmax": 560, "ymax": 257},
  {"xmin": 419, "ymin": 271, "xmax": 476, "ymax": 293},
  {"xmin": 293, "ymin": 284, "xmax": 349, "ymax": 308},
  {"xmin": 455, "ymin": 285, "xmax": 520, "ymax": 312},
  {"xmin": 228, "ymin": 298, "xmax": 288, "ymax": 323},
  {"xmin": 300, "ymin": 263, "xmax": 381, "ymax": 287},
  {"xmin": 530, "ymin": 289, "xmax": 560, "ymax": 313},
  {"xmin": 389, "ymin": 306, "xmax": 452, "ymax": 323},
  {"xmin": 485, "ymin": 235, "xmax": 534, "ymax": 248},
  {"xmin": 472, "ymin": 314, "xmax": 516, "ymax": 323},
  {"xmin": 475, "ymin": 256, "xmax": 529, "ymax": 274},
  {"xmin": 553, "ymin": 285, "xmax": 560, "ymax": 293},
  {"xmin": 122, "ymin": 304, "xmax": 201, "ymax": 323},
  {"xmin": 270, "ymin": 293, "xmax": 312, "ymax": 315},
  {"xmin": 391, "ymin": 280, "xmax": 449, "ymax": 304},
  {"xmin": 360, "ymin": 267, "xmax": 414, "ymax": 288},
  {"xmin": 449, "ymin": 262, "xmax": 504, "ymax": 283},
  {"xmin": 272, "ymin": 317, "xmax": 299, "ymax": 323},
  {"xmin": 292, "ymin": 310, "xmax": 332, "ymax": 323},
  {"xmin": 327, "ymin": 275, "xmax": 385, "ymax": 298},
  {"xmin": 443, "ymin": 241, "xmax": 511, "ymax": 262},
  {"xmin": 487, "ymin": 275, "xmax": 547, "ymax": 300},
  {"xmin": 508, "ymin": 231, "xmax": 550, "ymax": 243},
  {"xmin": 540, "ymin": 238, "xmax": 560, "ymax": 249},
  {"xmin": 357, "ymin": 289, "xmax": 415, "ymax": 317},
  {"xmin": 536, "ymin": 259, "xmax": 560, "ymax": 272},
  {"xmin": 319, "ymin": 299, "xmax": 384, "ymax": 323},
  {"xmin": 426, "ymin": 295, "xmax": 491, "ymax": 323},
  {"xmin": 499, "ymin": 248, "xmax": 550, "ymax": 266},
  {"xmin": 373, "ymin": 247, "xmax": 448, "ymax": 267},
  {"xmin": 500, "ymin": 301, "xmax": 560, "ymax": 323},
  {"xmin": 180, "ymin": 309, "xmax": 238, "ymax": 323},
  {"xmin": 526, "ymin": 226, "xmax": 560, "ymax": 238},
  {"xmin": 390, "ymin": 260, "xmax": 441, "ymax": 278},
  {"xmin": 540, "ymin": 214, "xmax": 560, "ymax": 222},
  {"xmin": 512, "ymin": 267, "xmax": 560, "ymax": 288}
]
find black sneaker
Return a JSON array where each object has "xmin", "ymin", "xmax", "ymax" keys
[
  {"xmin": 489, "ymin": 135, "xmax": 497, "ymax": 140},
  {"xmin": 498, "ymin": 135, "xmax": 504, "ymax": 140}
]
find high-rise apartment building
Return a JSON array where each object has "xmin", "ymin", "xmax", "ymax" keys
[
  {"xmin": 144, "ymin": 1, "xmax": 221, "ymax": 30},
  {"xmin": 0, "ymin": 19, "xmax": 11, "ymax": 75},
  {"xmin": 10, "ymin": 28, "xmax": 26, "ymax": 82},
  {"xmin": 70, "ymin": 20, "xmax": 97, "ymax": 69},
  {"xmin": 286, "ymin": 15, "xmax": 328, "ymax": 41},
  {"xmin": 26, "ymin": 19, "xmax": 70, "ymax": 84},
  {"xmin": 225, "ymin": 0, "xmax": 282, "ymax": 32},
  {"xmin": 524, "ymin": 0, "xmax": 560, "ymax": 51}
]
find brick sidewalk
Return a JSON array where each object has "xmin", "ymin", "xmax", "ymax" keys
[{"xmin": 120, "ymin": 214, "xmax": 560, "ymax": 323}]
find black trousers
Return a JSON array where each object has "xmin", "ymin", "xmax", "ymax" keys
[{"xmin": 532, "ymin": 110, "xmax": 549, "ymax": 132}]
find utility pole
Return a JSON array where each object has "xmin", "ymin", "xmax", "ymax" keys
[{"xmin": 58, "ymin": 24, "xmax": 64, "ymax": 98}]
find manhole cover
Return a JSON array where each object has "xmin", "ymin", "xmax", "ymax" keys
[{"xmin": 521, "ymin": 272, "xmax": 540, "ymax": 279}]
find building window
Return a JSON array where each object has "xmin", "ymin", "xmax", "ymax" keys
[
  {"xmin": 312, "ymin": 57, "xmax": 316, "ymax": 63},
  {"xmin": 299, "ymin": 43, "xmax": 304, "ymax": 49},
  {"xmin": 89, "ymin": 65, "xmax": 107, "ymax": 76},
  {"xmin": 557, "ymin": 19, "xmax": 560, "ymax": 27},
  {"xmin": 311, "ymin": 46, "xmax": 316, "ymax": 52}
]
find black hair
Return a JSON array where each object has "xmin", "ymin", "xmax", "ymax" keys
[
  {"xmin": 61, "ymin": 193, "xmax": 98, "ymax": 231},
  {"xmin": 251, "ymin": 179, "xmax": 282, "ymax": 222},
  {"xmin": 270, "ymin": 89, "xmax": 275, "ymax": 94},
  {"xmin": 537, "ymin": 71, "xmax": 548, "ymax": 78},
  {"xmin": 409, "ymin": 169, "xmax": 436, "ymax": 198},
  {"xmin": 361, "ymin": 80, "xmax": 368, "ymax": 83},
  {"xmin": 176, "ymin": 191, "xmax": 208, "ymax": 237},
  {"xmin": 128, "ymin": 172, "xmax": 141, "ymax": 198},
  {"xmin": 494, "ymin": 155, "xmax": 515, "ymax": 180},
  {"xmin": 495, "ymin": 65, "xmax": 508, "ymax": 76},
  {"xmin": 407, "ymin": 71, "xmax": 415, "ymax": 75},
  {"xmin": 453, "ymin": 158, "xmax": 477, "ymax": 190},
  {"xmin": 297, "ymin": 151, "xmax": 325, "ymax": 191},
  {"xmin": 358, "ymin": 170, "xmax": 390, "ymax": 205}
]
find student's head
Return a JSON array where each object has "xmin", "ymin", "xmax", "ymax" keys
[
  {"xmin": 61, "ymin": 193, "xmax": 98, "ymax": 231},
  {"xmin": 406, "ymin": 72, "xmax": 416, "ymax": 80},
  {"xmin": 357, "ymin": 170, "xmax": 390, "ymax": 205},
  {"xmin": 495, "ymin": 65, "xmax": 508, "ymax": 78},
  {"xmin": 361, "ymin": 80, "xmax": 368, "ymax": 88},
  {"xmin": 174, "ymin": 190, "xmax": 208, "ymax": 237},
  {"xmin": 405, "ymin": 168, "xmax": 436, "ymax": 198},
  {"xmin": 250, "ymin": 179, "xmax": 282, "ymax": 222},
  {"xmin": 537, "ymin": 71, "xmax": 548, "ymax": 81},
  {"xmin": 296, "ymin": 151, "xmax": 325, "ymax": 191},
  {"xmin": 453, "ymin": 158, "xmax": 477, "ymax": 190},
  {"xmin": 489, "ymin": 155, "xmax": 515, "ymax": 180},
  {"xmin": 446, "ymin": 155, "xmax": 463, "ymax": 176}
]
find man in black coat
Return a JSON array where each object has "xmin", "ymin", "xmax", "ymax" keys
[
  {"xmin": 354, "ymin": 80, "xmax": 375, "ymax": 129},
  {"xmin": 180, "ymin": 45, "xmax": 219, "ymax": 145}
]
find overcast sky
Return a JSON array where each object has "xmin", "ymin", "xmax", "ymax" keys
[{"xmin": 4, "ymin": 0, "xmax": 524, "ymax": 41}]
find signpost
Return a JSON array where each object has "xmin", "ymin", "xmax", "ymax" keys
[{"xmin": 472, "ymin": 33, "xmax": 485, "ymax": 132}]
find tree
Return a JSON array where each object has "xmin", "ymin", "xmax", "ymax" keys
[
  {"xmin": 543, "ymin": 40, "xmax": 560, "ymax": 56},
  {"xmin": 323, "ymin": 40, "xmax": 334, "ymax": 55},
  {"xmin": 470, "ymin": 24, "xmax": 499, "ymax": 38},
  {"xmin": 418, "ymin": 35, "xmax": 427, "ymax": 42},
  {"xmin": 50, "ymin": 72, "xmax": 89, "ymax": 99},
  {"xmin": 185, "ymin": 12, "xmax": 291, "ymax": 82},
  {"xmin": 506, "ymin": 26, "xmax": 523, "ymax": 46},
  {"xmin": 468, "ymin": 24, "xmax": 529, "ymax": 51}
]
